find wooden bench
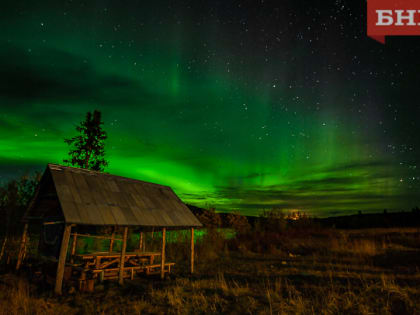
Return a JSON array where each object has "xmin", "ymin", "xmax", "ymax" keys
[
  {"xmin": 90, "ymin": 263, "xmax": 176, "ymax": 281},
  {"xmin": 145, "ymin": 263, "xmax": 175, "ymax": 275}
]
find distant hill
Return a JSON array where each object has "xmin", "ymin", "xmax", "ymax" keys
[
  {"xmin": 187, "ymin": 204, "xmax": 420, "ymax": 229},
  {"xmin": 314, "ymin": 209, "xmax": 420, "ymax": 229}
]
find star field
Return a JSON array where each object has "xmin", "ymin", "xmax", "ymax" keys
[{"xmin": 0, "ymin": 0, "xmax": 419, "ymax": 216}]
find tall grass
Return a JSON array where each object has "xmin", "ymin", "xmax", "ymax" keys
[
  {"xmin": 0, "ymin": 270, "xmax": 418, "ymax": 315},
  {"xmin": 1, "ymin": 212, "xmax": 420, "ymax": 314},
  {"xmin": 0, "ymin": 275, "xmax": 73, "ymax": 315}
]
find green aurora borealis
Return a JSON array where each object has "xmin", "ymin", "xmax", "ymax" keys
[{"xmin": 1, "ymin": 1, "xmax": 419, "ymax": 216}]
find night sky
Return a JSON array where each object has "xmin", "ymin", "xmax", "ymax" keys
[{"xmin": 1, "ymin": 1, "xmax": 420, "ymax": 217}]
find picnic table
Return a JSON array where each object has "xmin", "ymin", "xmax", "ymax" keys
[
  {"xmin": 68, "ymin": 251, "xmax": 174, "ymax": 290},
  {"xmin": 75, "ymin": 251, "xmax": 161, "ymax": 269}
]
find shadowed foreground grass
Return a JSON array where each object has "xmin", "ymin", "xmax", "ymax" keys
[{"xmin": 1, "ymin": 227, "xmax": 420, "ymax": 314}]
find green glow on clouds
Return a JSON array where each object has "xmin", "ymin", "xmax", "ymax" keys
[{"xmin": 0, "ymin": 2, "xmax": 416, "ymax": 217}]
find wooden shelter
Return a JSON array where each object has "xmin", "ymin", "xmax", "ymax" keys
[{"xmin": 17, "ymin": 164, "xmax": 202, "ymax": 294}]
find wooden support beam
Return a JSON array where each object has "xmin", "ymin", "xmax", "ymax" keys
[
  {"xmin": 161, "ymin": 227, "xmax": 166, "ymax": 279},
  {"xmin": 0, "ymin": 235, "xmax": 8, "ymax": 262},
  {"xmin": 190, "ymin": 228, "xmax": 195, "ymax": 274},
  {"xmin": 70, "ymin": 232, "xmax": 78, "ymax": 263},
  {"xmin": 118, "ymin": 227, "xmax": 128, "ymax": 285},
  {"xmin": 71, "ymin": 233, "xmax": 121, "ymax": 241},
  {"xmin": 109, "ymin": 228, "xmax": 115, "ymax": 253},
  {"xmin": 55, "ymin": 224, "xmax": 72, "ymax": 295},
  {"xmin": 43, "ymin": 221, "xmax": 65, "ymax": 225},
  {"xmin": 16, "ymin": 223, "xmax": 28, "ymax": 271},
  {"xmin": 139, "ymin": 231, "xmax": 143, "ymax": 252}
]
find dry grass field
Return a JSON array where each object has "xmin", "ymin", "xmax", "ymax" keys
[{"xmin": 0, "ymin": 226, "xmax": 419, "ymax": 315}]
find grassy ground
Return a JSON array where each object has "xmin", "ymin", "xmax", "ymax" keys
[{"xmin": 0, "ymin": 227, "xmax": 419, "ymax": 314}]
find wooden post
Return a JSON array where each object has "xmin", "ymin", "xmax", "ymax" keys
[
  {"xmin": 55, "ymin": 224, "xmax": 72, "ymax": 295},
  {"xmin": 70, "ymin": 232, "xmax": 77, "ymax": 263},
  {"xmin": 139, "ymin": 231, "xmax": 143, "ymax": 252},
  {"xmin": 160, "ymin": 227, "xmax": 166, "ymax": 279},
  {"xmin": 16, "ymin": 223, "xmax": 28, "ymax": 271},
  {"xmin": 190, "ymin": 228, "xmax": 195, "ymax": 274},
  {"xmin": 109, "ymin": 227, "xmax": 115, "ymax": 253},
  {"xmin": 118, "ymin": 227, "xmax": 128, "ymax": 285},
  {"xmin": 0, "ymin": 235, "xmax": 8, "ymax": 261}
]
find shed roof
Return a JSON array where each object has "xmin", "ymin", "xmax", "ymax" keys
[{"xmin": 26, "ymin": 164, "xmax": 202, "ymax": 227}]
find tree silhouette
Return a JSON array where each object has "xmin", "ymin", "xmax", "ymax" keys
[{"xmin": 64, "ymin": 110, "xmax": 108, "ymax": 171}]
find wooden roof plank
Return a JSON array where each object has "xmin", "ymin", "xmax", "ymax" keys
[
  {"xmin": 109, "ymin": 205, "xmax": 129, "ymax": 225},
  {"xmin": 71, "ymin": 173, "xmax": 94, "ymax": 204},
  {"xmin": 100, "ymin": 205, "xmax": 117, "ymax": 225},
  {"xmin": 118, "ymin": 181, "xmax": 137, "ymax": 195},
  {"xmin": 83, "ymin": 175, "xmax": 100, "ymax": 192},
  {"xmin": 119, "ymin": 206, "xmax": 138, "ymax": 225},
  {"xmin": 130, "ymin": 193, "xmax": 146, "ymax": 209},
  {"xmin": 99, "ymin": 177, "xmax": 116, "ymax": 206},
  {"xmin": 146, "ymin": 208, "xmax": 162, "ymax": 226},
  {"xmin": 54, "ymin": 184, "xmax": 73, "ymax": 202},
  {"xmin": 130, "ymin": 206, "xmax": 151, "ymax": 226},
  {"xmin": 111, "ymin": 191, "xmax": 129, "ymax": 208},
  {"xmin": 63, "ymin": 172, "xmax": 81, "ymax": 204},
  {"xmin": 124, "ymin": 193, "xmax": 138, "ymax": 208},
  {"xmin": 59, "ymin": 200, "xmax": 82, "ymax": 224},
  {"xmin": 71, "ymin": 172, "xmax": 89, "ymax": 191},
  {"xmin": 74, "ymin": 202, "xmax": 93, "ymax": 225},
  {"xmin": 133, "ymin": 184, "xmax": 156, "ymax": 209},
  {"xmin": 107, "ymin": 180, "xmax": 120, "ymax": 192},
  {"xmin": 50, "ymin": 170, "xmax": 66, "ymax": 186},
  {"xmin": 85, "ymin": 203, "xmax": 105, "ymax": 225},
  {"xmin": 157, "ymin": 209, "xmax": 174, "ymax": 226},
  {"xmin": 163, "ymin": 201, "xmax": 184, "ymax": 226},
  {"xmin": 91, "ymin": 190, "xmax": 107, "ymax": 206}
]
